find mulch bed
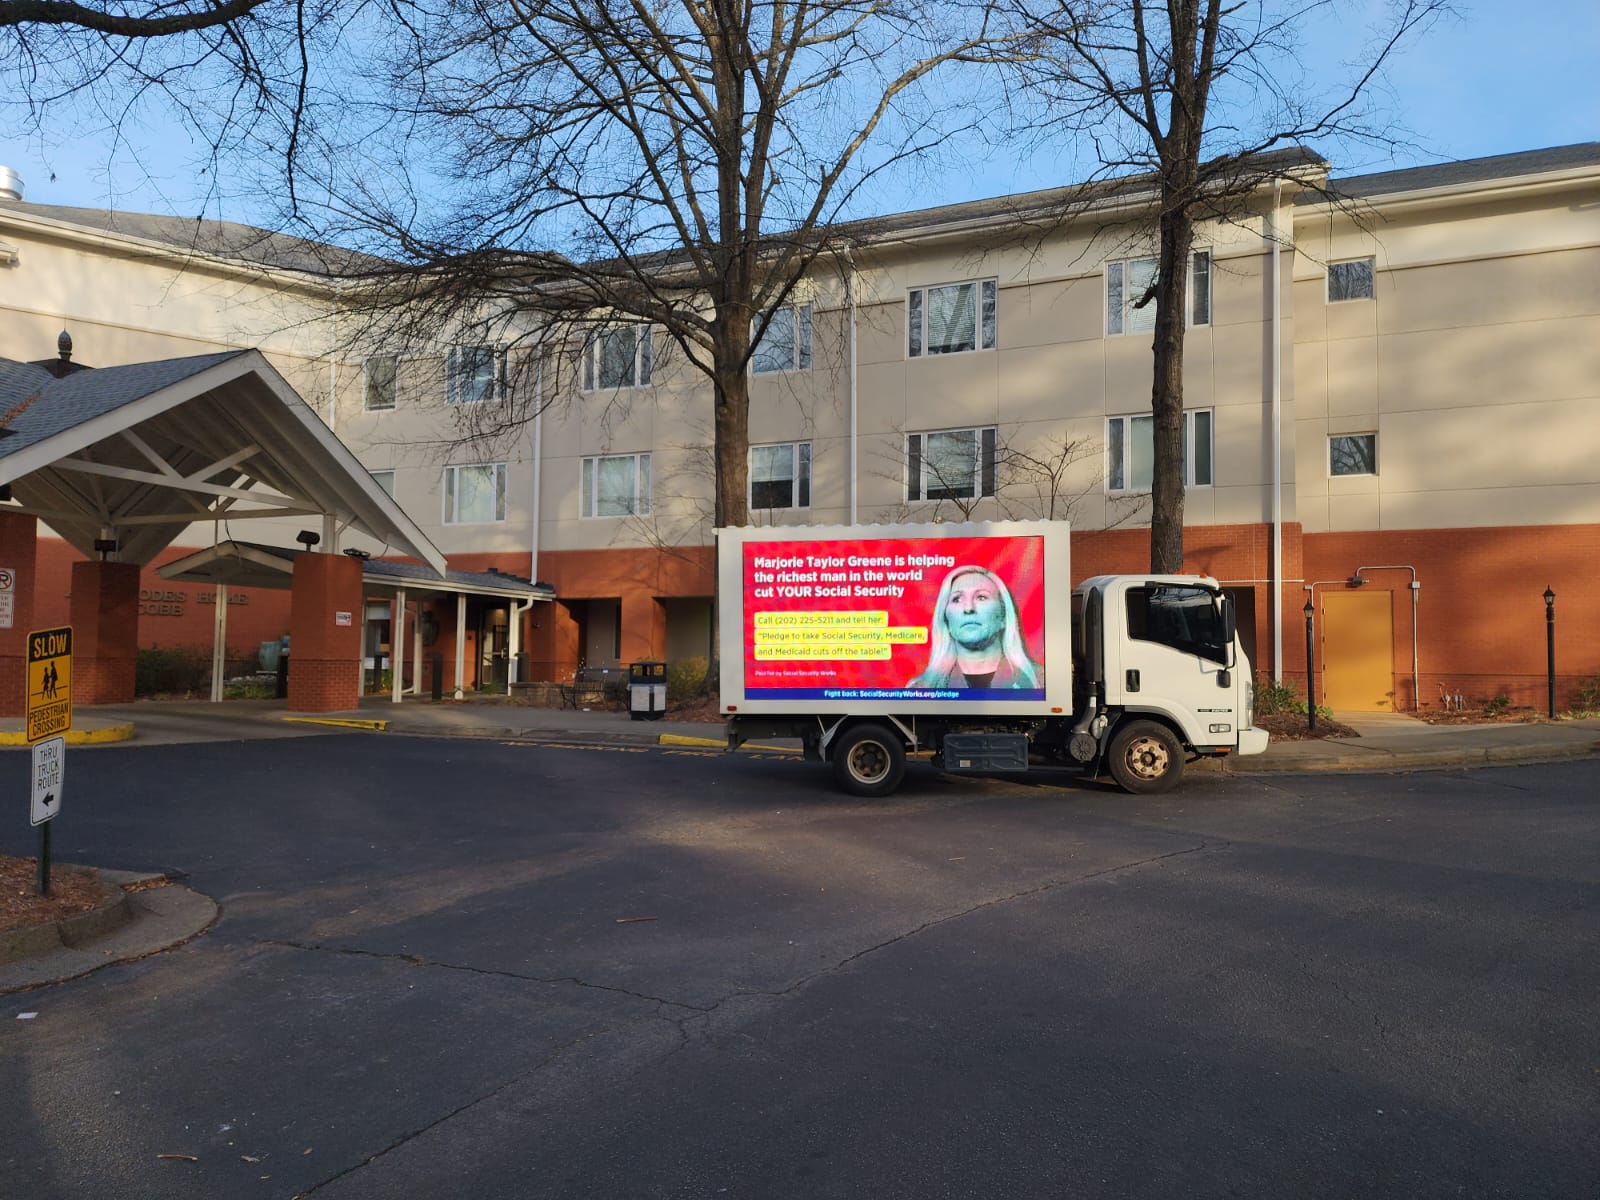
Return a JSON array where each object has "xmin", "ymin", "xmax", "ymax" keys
[
  {"xmin": 1256, "ymin": 712, "xmax": 1360, "ymax": 741},
  {"xmin": 0, "ymin": 855, "xmax": 109, "ymax": 933}
]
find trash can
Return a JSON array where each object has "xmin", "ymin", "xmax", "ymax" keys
[{"xmin": 628, "ymin": 661, "xmax": 667, "ymax": 721}]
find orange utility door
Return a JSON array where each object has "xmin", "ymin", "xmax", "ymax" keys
[{"xmin": 1320, "ymin": 590, "xmax": 1395, "ymax": 712}]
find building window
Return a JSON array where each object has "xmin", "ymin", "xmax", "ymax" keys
[
  {"xmin": 1329, "ymin": 433, "xmax": 1377, "ymax": 476},
  {"xmin": 908, "ymin": 279, "xmax": 998, "ymax": 357},
  {"xmin": 447, "ymin": 345, "xmax": 503, "ymax": 405},
  {"xmin": 583, "ymin": 325, "xmax": 653, "ymax": 391},
  {"xmin": 581, "ymin": 453, "xmax": 651, "ymax": 518},
  {"xmin": 1106, "ymin": 250, "xmax": 1212, "ymax": 335},
  {"xmin": 1106, "ymin": 409, "xmax": 1214, "ymax": 491},
  {"xmin": 443, "ymin": 463, "xmax": 507, "ymax": 524},
  {"xmin": 371, "ymin": 469, "xmax": 396, "ymax": 498},
  {"xmin": 907, "ymin": 427, "xmax": 997, "ymax": 501},
  {"xmin": 364, "ymin": 356, "xmax": 397, "ymax": 411},
  {"xmin": 1328, "ymin": 258, "xmax": 1375, "ymax": 302},
  {"xmin": 752, "ymin": 305, "xmax": 813, "ymax": 374},
  {"xmin": 750, "ymin": 442, "xmax": 811, "ymax": 510}
]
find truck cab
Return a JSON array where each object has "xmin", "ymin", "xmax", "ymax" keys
[{"xmin": 1072, "ymin": 575, "xmax": 1268, "ymax": 791}]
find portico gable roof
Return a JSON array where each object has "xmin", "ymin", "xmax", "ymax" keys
[{"xmin": 0, "ymin": 349, "xmax": 447, "ymax": 575}]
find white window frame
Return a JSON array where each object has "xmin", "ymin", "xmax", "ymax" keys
[
  {"xmin": 906, "ymin": 427, "xmax": 998, "ymax": 502},
  {"xmin": 751, "ymin": 305, "xmax": 813, "ymax": 375},
  {"xmin": 1328, "ymin": 433, "xmax": 1378, "ymax": 476},
  {"xmin": 1327, "ymin": 257, "xmax": 1376, "ymax": 303},
  {"xmin": 364, "ymin": 355, "xmax": 397, "ymax": 411},
  {"xmin": 370, "ymin": 469, "xmax": 396, "ymax": 498},
  {"xmin": 749, "ymin": 441, "xmax": 812, "ymax": 511},
  {"xmin": 1105, "ymin": 408, "xmax": 1214, "ymax": 492},
  {"xmin": 447, "ymin": 345, "xmax": 504, "ymax": 406},
  {"xmin": 582, "ymin": 325, "xmax": 653, "ymax": 391},
  {"xmin": 580, "ymin": 452, "xmax": 652, "ymax": 518},
  {"xmin": 1106, "ymin": 249, "xmax": 1212, "ymax": 335},
  {"xmin": 442, "ymin": 462, "xmax": 508, "ymax": 525},
  {"xmin": 908, "ymin": 279, "xmax": 998, "ymax": 357}
]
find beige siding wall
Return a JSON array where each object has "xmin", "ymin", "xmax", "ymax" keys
[{"xmin": 1293, "ymin": 193, "xmax": 1600, "ymax": 533}]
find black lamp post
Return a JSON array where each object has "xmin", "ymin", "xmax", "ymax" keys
[
  {"xmin": 1303, "ymin": 598, "xmax": 1317, "ymax": 733},
  {"xmin": 1544, "ymin": 587, "xmax": 1556, "ymax": 719}
]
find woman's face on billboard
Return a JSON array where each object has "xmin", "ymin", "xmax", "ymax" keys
[{"xmin": 945, "ymin": 572, "xmax": 1004, "ymax": 650}]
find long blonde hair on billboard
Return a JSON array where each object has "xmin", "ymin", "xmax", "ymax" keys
[{"xmin": 910, "ymin": 564, "xmax": 1040, "ymax": 688}]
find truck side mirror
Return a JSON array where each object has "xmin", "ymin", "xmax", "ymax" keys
[{"xmin": 1221, "ymin": 594, "xmax": 1236, "ymax": 644}]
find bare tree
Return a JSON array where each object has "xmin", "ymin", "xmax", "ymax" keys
[
  {"xmin": 1009, "ymin": 0, "xmax": 1445, "ymax": 571},
  {"xmin": 297, "ymin": 0, "xmax": 1026, "ymax": 532}
]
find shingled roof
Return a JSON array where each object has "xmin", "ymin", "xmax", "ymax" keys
[
  {"xmin": 1311, "ymin": 143, "xmax": 1600, "ymax": 202},
  {"xmin": 0, "ymin": 201, "xmax": 385, "ymax": 276}
]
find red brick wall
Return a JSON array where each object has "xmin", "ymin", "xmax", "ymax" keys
[
  {"xmin": 35, "ymin": 538, "xmax": 294, "ymax": 660},
  {"xmin": 1305, "ymin": 525, "xmax": 1600, "ymax": 712},
  {"xmin": 287, "ymin": 553, "xmax": 364, "ymax": 712},
  {"xmin": 0, "ymin": 512, "xmax": 39, "ymax": 718},
  {"xmin": 70, "ymin": 561, "xmax": 140, "ymax": 704}
]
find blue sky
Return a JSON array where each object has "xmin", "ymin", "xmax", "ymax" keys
[{"xmin": 3, "ymin": 0, "xmax": 1596, "ymax": 226}]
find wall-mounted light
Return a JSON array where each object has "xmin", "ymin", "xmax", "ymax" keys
[
  {"xmin": 343, "ymin": 548, "xmax": 371, "ymax": 560},
  {"xmin": 296, "ymin": 530, "xmax": 321, "ymax": 551},
  {"xmin": 93, "ymin": 537, "xmax": 118, "ymax": 561}
]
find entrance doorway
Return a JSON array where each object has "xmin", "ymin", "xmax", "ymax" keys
[
  {"xmin": 478, "ymin": 603, "xmax": 511, "ymax": 689},
  {"xmin": 1321, "ymin": 590, "xmax": 1395, "ymax": 712}
]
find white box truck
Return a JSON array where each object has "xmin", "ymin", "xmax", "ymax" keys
[{"xmin": 718, "ymin": 520, "xmax": 1268, "ymax": 796}]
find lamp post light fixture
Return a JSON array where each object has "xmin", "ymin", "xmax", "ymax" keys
[
  {"xmin": 1303, "ymin": 598, "xmax": 1317, "ymax": 733},
  {"xmin": 1544, "ymin": 586, "xmax": 1556, "ymax": 719}
]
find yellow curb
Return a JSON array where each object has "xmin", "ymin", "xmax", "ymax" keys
[
  {"xmin": 659, "ymin": 732, "xmax": 797, "ymax": 753},
  {"xmin": 0, "ymin": 723, "xmax": 136, "ymax": 746},
  {"xmin": 659, "ymin": 733, "xmax": 727, "ymax": 748},
  {"xmin": 281, "ymin": 717, "xmax": 389, "ymax": 731}
]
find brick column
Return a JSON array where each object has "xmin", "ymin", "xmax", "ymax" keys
[
  {"xmin": 288, "ymin": 553, "xmax": 364, "ymax": 712},
  {"xmin": 70, "ymin": 561, "xmax": 141, "ymax": 704},
  {"xmin": 0, "ymin": 511, "xmax": 38, "ymax": 717}
]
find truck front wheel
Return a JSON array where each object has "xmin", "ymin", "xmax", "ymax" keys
[
  {"xmin": 831, "ymin": 724, "xmax": 907, "ymax": 797},
  {"xmin": 1107, "ymin": 720, "xmax": 1184, "ymax": 795}
]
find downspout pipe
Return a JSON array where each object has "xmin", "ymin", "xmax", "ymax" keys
[
  {"xmin": 846, "ymin": 249, "xmax": 859, "ymax": 525},
  {"xmin": 1270, "ymin": 179, "xmax": 1284, "ymax": 684}
]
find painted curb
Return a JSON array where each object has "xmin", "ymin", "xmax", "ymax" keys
[
  {"xmin": 281, "ymin": 717, "xmax": 389, "ymax": 731},
  {"xmin": 658, "ymin": 732, "xmax": 799, "ymax": 753},
  {"xmin": 0, "ymin": 723, "xmax": 135, "ymax": 747}
]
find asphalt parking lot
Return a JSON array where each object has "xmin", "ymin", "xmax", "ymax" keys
[{"xmin": 3, "ymin": 734, "xmax": 1597, "ymax": 1199}]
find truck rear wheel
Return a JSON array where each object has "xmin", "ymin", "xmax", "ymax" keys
[
  {"xmin": 1107, "ymin": 720, "xmax": 1184, "ymax": 795},
  {"xmin": 831, "ymin": 723, "xmax": 906, "ymax": 797}
]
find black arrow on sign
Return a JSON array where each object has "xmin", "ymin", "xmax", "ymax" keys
[{"xmin": 41, "ymin": 793, "xmax": 55, "ymax": 808}]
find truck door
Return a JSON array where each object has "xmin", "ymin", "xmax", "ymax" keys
[{"xmin": 1111, "ymin": 583, "xmax": 1236, "ymax": 742}]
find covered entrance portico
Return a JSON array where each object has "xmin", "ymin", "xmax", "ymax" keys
[
  {"xmin": 159, "ymin": 543, "xmax": 553, "ymax": 701},
  {"xmin": 0, "ymin": 347, "xmax": 448, "ymax": 713}
]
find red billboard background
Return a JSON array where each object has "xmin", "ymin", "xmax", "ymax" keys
[{"xmin": 742, "ymin": 534, "xmax": 1046, "ymax": 699}]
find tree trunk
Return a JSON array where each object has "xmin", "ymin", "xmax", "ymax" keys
[{"xmin": 1148, "ymin": 205, "xmax": 1193, "ymax": 574}]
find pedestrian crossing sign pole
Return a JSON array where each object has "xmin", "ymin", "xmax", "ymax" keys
[{"xmin": 26, "ymin": 626, "xmax": 72, "ymax": 895}]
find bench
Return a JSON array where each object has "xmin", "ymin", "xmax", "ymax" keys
[{"xmin": 559, "ymin": 666, "xmax": 627, "ymax": 709}]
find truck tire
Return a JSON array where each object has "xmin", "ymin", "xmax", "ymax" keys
[
  {"xmin": 1107, "ymin": 720, "xmax": 1184, "ymax": 795},
  {"xmin": 831, "ymin": 723, "xmax": 906, "ymax": 798}
]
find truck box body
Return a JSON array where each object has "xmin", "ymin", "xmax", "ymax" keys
[{"xmin": 718, "ymin": 520, "xmax": 1067, "ymax": 717}]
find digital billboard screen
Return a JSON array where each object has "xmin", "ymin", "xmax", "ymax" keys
[{"xmin": 742, "ymin": 533, "xmax": 1046, "ymax": 702}]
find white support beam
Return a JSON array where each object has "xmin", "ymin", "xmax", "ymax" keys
[
  {"xmin": 55, "ymin": 456, "xmax": 306, "ymax": 507},
  {"xmin": 454, "ymin": 599, "xmax": 467, "ymax": 700},
  {"xmin": 392, "ymin": 589, "xmax": 406, "ymax": 704},
  {"xmin": 118, "ymin": 428, "xmax": 183, "ymax": 478},
  {"xmin": 112, "ymin": 505, "xmax": 322, "ymax": 527},
  {"xmin": 209, "ymin": 583, "xmax": 229, "ymax": 702}
]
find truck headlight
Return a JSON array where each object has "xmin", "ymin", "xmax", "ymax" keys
[{"xmin": 1245, "ymin": 678, "xmax": 1255, "ymax": 727}]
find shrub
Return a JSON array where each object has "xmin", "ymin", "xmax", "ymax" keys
[
  {"xmin": 666, "ymin": 656, "xmax": 709, "ymax": 703},
  {"xmin": 1482, "ymin": 692, "xmax": 1511, "ymax": 718},
  {"xmin": 1253, "ymin": 676, "xmax": 1332, "ymax": 722},
  {"xmin": 1571, "ymin": 676, "xmax": 1600, "ymax": 717},
  {"xmin": 137, "ymin": 647, "xmax": 261, "ymax": 698}
]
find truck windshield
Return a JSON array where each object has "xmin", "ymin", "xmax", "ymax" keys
[{"xmin": 1125, "ymin": 585, "xmax": 1230, "ymax": 665}]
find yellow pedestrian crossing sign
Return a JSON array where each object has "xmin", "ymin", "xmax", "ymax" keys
[{"xmin": 27, "ymin": 625, "xmax": 72, "ymax": 743}]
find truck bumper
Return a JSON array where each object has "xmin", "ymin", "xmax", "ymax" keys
[{"xmin": 1237, "ymin": 726, "xmax": 1270, "ymax": 757}]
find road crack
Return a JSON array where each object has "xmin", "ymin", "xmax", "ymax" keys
[{"xmin": 253, "ymin": 937, "xmax": 710, "ymax": 1012}]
